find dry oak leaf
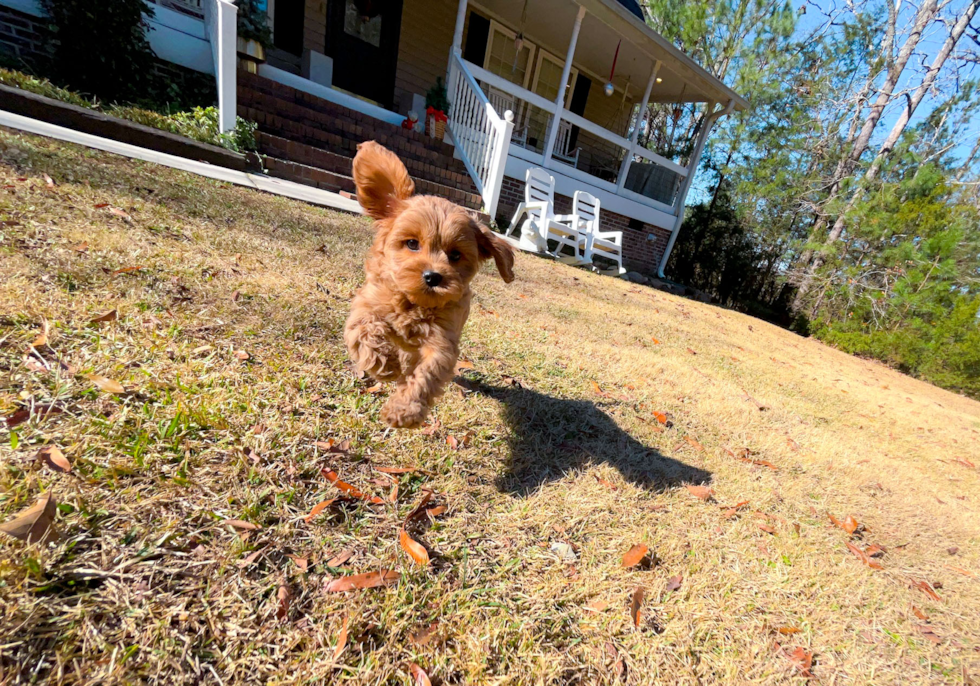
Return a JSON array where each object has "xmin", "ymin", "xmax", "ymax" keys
[
  {"xmin": 90, "ymin": 310, "xmax": 118, "ymax": 325},
  {"xmin": 454, "ymin": 359, "xmax": 475, "ymax": 373},
  {"xmin": 325, "ymin": 549, "xmax": 354, "ymax": 567},
  {"xmin": 842, "ymin": 516, "xmax": 860, "ymax": 535},
  {"xmin": 304, "ymin": 498, "xmax": 338, "ymax": 522},
  {"xmin": 276, "ymin": 584, "xmax": 292, "ymax": 620},
  {"xmin": 630, "ymin": 586, "xmax": 645, "ymax": 628},
  {"xmin": 622, "ymin": 544, "xmax": 649, "ymax": 568},
  {"xmin": 684, "ymin": 435, "xmax": 705, "ymax": 451},
  {"xmin": 0, "ymin": 492, "xmax": 58, "ymax": 544},
  {"xmin": 845, "ymin": 542, "xmax": 882, "ymax": 570},
  {"xmin": 786, "ymin": 646, "xmax": 814, "ymax": 678},
  {"xmin": 323, "ymin": 570, "xmax": 400, "ymax": 592},
  {"xmin": 411, "ymin": 621, "xmax": 441, "ymax": 646},
  {"xmin": 333, "ymin": 614, "xmax": 349, "ymax": 661},
  {"xmin": 410, "ymin": 663, "xmax": 432, "ymax": 686},
  {"xmin": 37, "ymin": 445, "xmax": 71, "ymax": 473},
  {"xmin": 594, "ymin": 474, "xmax": 618, "ymax": 490},
  {"xmin": 399, "ymin": 529, "xmax": 430, "ymax": 566},
  {"xmin": 665, "ymin": 574, "xmax": 683, "ymax": 593},
  {"xmin": 652, "ymin": 411, "xmax": 668, "ymax": 425},
  {"xmin": 314, "ymin": 438, "xmax": 351, "ymax": 454},
  {"xmin": 321, "ymin": 469, "xmax": 384, "ymax": 505},
  {"xmin": 84, "ymin": 373, "xmax": 125, "ymax": 394},
  {"xmin": 912, "ymin": 580, "xmax": 942, "ymax": 602},
  {"xmin": 685, "ymin": 484, "xmax": 714, "ymax": 501}
]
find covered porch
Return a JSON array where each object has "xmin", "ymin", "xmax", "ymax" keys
[{"xmin": 443, "ymin": 0, "xmax": 747, "ymax": 275}]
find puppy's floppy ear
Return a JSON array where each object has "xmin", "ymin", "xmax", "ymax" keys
[
  {"xmin": 352, "ymin": 141, "xmax": 415, "ymax": 220},
  {"xmin": 473, "ymin": 221, "xmax": 515, "ymax": 283}
]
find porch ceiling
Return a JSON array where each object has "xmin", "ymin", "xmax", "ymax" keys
[{"xmin": 473, "ymin": 0, "xmax": 748, "ymax": 110}]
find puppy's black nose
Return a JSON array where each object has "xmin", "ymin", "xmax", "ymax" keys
[{"xmin": 423, "ymin": 271, "xmax": 443, "ymax": 287}]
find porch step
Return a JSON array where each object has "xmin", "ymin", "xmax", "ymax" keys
[
  {"xmin": 260, "ymin": 146, "xmax": 485, "ymax": 213},
  {"xmin": 237, "ymin": 71, "xmax": 479, "ymax": 195}
]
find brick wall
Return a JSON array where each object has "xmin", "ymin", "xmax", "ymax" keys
[
  {"xmin": 0, "ymin": 5, "xmax": 49, "ymax": 71},
  {"xmin": 497, "ymin": 174, "xmax": 672, "ymax": 275}
]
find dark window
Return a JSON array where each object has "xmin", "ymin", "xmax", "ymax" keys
[
  {"xmin": 274, "ymin": 0, "xmax": 305, "ymax": 55},
  {"xmin": 568, "ymin": 74, "xmax": 591, "ymax": 149},
  {"xmin": 628, "ymin": 218, "xmax": 644, "ymax": 231},
  {"xmin": 463, "ymin": 12, "xmax": 490, "ymax": 65}
]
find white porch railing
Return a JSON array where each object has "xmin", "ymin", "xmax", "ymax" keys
[
  {"xmin": 202, "ymin": 0, "xmax": 237, "ymax": 133},
  {"xmin": 446, "ymin": 52, "xmax": 515, "ymax": 219},
  {"xmin": 460, "ymin": 57, "xmax": 689, "ymax": 216}
]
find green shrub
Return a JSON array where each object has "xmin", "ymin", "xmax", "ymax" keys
[
  {"xmin": 107, "ymin": 105, "xmax": 180, "ymax": 134},
  {"xmin": 170, "ymin": 107, "xmax": 257, "ymax": 152},
  {"xmin": 39, "ymin": 0, "xmax": 159, "ymax": 105},
  {"xmin": 0, "ymin": 67, "xmax": 94, "ymax": 108}
]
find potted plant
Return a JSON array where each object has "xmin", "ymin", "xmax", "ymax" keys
[
  {"xmin": 237, "ymin": 0, "xmax": 272, "ymax": 73},
  {"xmin": 425, "ymin": 77, "xmax": 450, "ymax": 140}
]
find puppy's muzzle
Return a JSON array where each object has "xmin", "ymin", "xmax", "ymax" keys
[{"xmin": 423, "ymin": 270, "xmax": 443, "ymax": 288}]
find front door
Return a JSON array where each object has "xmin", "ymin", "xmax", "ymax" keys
[{"xmin": 325, "ymin": 0, "xmax": 403, "ymax": 108}]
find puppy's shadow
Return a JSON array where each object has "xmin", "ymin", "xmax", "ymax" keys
[{"xmin": 472, "ymin": 383, "xmax": 712, "ymax": 496}]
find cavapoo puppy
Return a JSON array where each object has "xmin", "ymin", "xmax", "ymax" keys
[{"xmin": 344, "ymin": 141, "xmax": 515, "ymax": 429}]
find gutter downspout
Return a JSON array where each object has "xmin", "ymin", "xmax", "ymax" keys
[{"xmin": 656, "ymin": 98, "xmax": 735, "ymax": 279}]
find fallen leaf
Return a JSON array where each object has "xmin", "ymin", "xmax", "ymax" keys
[
  {"xmin": 842, "ymin": 516, "xmax": 860, "ymax": 534},
  {"xmin": 786, "ymin": 438, "xmax": 800, "ymax": 451},
  {"xmin": 630, "ymin": 587, "xmax": 644, "ymax": 628},
  {"xmin": 237, "ymin": 547, "xmax": 266, "ymax": 568},
  {"xmin": 685, "ymin": 484, "xmax": 713, "ymax": 501},
  {"xmin": 32, "ymin": 320, "xmax": 50, "ymax": 348},
  {"xmin": 652, "ymin": 411, "xmax": 668, "ymax": 425},
  {"xmin": 333, "ymin": 614, "xmax": 349, "ymax": 661},
  {"xmin": 650, "ymin": 337, "xmax": 661, "ymax": 344},
  {"xmin": 684, "ymin": 435, "xmax": 704, "ymax": 451},
  {"xmin": 364, "ymin": 384, "xmax": 383, "ymax": 394},
  {"xmin": 420, "ymin": 419, "xmax": 441, "ymax": 435},
  {"xmin": 759, "ymin": 524, "xmax": 776, "ymax": 535},
  {"xmin": 776, "ymin": 626, "xmax": 801, "ymax": 635},
  {"xmin": 400, "ymin": 529, "xmax": 430, "ymax": 566},
  {"xmin": 276, "ymin": 584, "xmax": 292, "ymax": 620},
  {"xmin": 4, "ymin": 404, "xmax": 62, "ymax": 428},
  {"xmin": 411, "ymin": 621, "xmax": 440, "ymax": 646},
  {"xmin": 722, "ymin": 500, "xmax": 750, "ymax": 519},
  {"xmin": 828, "ymin": 513, "xmax": 845, "ymax": 530},
  {"xmin": 37, "ymin": 445, "xmax": 71, "ymax": 473},
  {"xmin": 410, "ymin": 663, "xmax": 432, "ymax": 686},
  {"xmin": 954, "ymin": 457, "xmax": 976, "ymax": 469},
  {"xmin": 911, "ymin": 606, "xmax": 929, "ymax": 621},
  {"xmin": 325, "ymin": 549, "xmax": 354, "ymax": 567},
  {"xmin": 321, "ymin": 469, "xmax": 384, "ymax": 505},
  {"xmin": 93, "ymin": 202, "xmax": 110, "ymax": 208},
  {"xmin": 446, "ymin": 435, "xmax": 460, "ymax": 450},
  {"xmin": 111, "ymin": 265, "xmax": 144, "ymax": 275},
  {"xmin": 0, "ymin": 492, "xmax": 57, "ymax": 543},
  {"xmin": 426, "ymin": 505, "xmax": 447, "ymax": 518},
  {"xmin": 404, "ymin": 490, "xmax": 434, "ymax": 526},
  {"xmin": 90, "ymin": 310, "xmax": 117, "ymax": 325},
  {"xmin": 948, "ymin": 547, "xmax": 959, "ymax": 556},
  {"xmin": 323, "ymin": 570, "xmax": 400, "ymax": 592},
  {"xmin": 43, "ymin": 173, "xmax": 54, "ymax": 187},
  {"xmin": 864, "ymin": 544, "xmax": 886, "ymax": 558},
  {"xmin": 845, "ymin": 542, "xmax": 882, "ymax": 569},
  {"xmin": 108, "ymin": 206, "xmax": 132, "ymax": 222},
  {"xmin": 665, "ymin": 574, "xmax": 683, "ymax": 593},
  {"xmin": 234, "ymin": 350, "xmax": 250, "ymax": 361},
  {"xmin": 944, "ymin": 564, "xmax": 977, "ymax": 578},
  {"xmin": 304, "ymin": 498, "xmax": 337, "ymax": 522},
  {"xmin": 84, "ymin": 373, "xmax": 125, "ymax": 394},
  {"xmin": 454, "ymin": 359, "xmax": 475, "ymax": 373},
  {"xmin": 594, "ymin": 474, "xmax": 617, "ymax": 490},
  {"xmin": 374, "ymin": 466, "xmax": 418, "ymax": 475},
  {"xmin": 288, "ymin": 555, "xmax": 309, "ymax": 571},
  {"xmin": 584, "ymin": 599, "xmax": 609, "ymax": 613},
  {"xmin": 786, "ymin": 646, "xmax": 814, "ymax": 678},
  {"xmin": 686, "ymin": 347, "xmax": 697, "ymax": 355},
  {"xmin": 389, "ymin": 480, "xmax": 399, "ymax": 504},
  {"xmin": 740, "ymin": 391, "xmax": 768, "ymax": 411},
  {"xmin": 314, "ymin": 438, "xmax": 351, "ymax": 454},
  {"xmin": 224, "ymin": 519, "xmax": 260, "ymax": 531},
  {"xmin": 916, "ymin": 624, "xmax": 942, "ymax": 645},
  {"xmin": 622, "ymin": 544, "xmax": 649, "ymax": 568}
]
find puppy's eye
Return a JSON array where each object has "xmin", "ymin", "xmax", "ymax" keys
[
  {"xmin": 448, "ymin": 250, "xmax": 462, "ymax": 263},
  {"xmin": 405, "ymin": 239, "xmax": 420, "ymax": 251}
]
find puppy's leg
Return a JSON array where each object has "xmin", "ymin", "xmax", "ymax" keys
[
  {"xmin": 382, "ymin": 332, "xmax": 457, "ymax": 429},
  {"xmin": 344, "ymin": 311, "xmax": 401, "ymax": 381}
]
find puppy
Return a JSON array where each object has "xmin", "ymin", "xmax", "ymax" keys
[{"xmin": 344, "ymin": 141, "xmax": 515, "ymax": 429}]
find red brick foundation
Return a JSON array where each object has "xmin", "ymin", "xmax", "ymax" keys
[{"xmin": 497, "ymin": 174, "xmax": 673, "ymax": 275}]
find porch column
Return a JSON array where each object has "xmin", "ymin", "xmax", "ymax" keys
[
  {"xmin": 451, "ymin": 0, "xmax": 468, "ymax": 57},
  {"xmin": 616, "ymin": 60, "xmax": 660, "ymax": 193},
  {"xmin": 657, "ymin": 99, "xmax": 735, "ymax": 278},
  {"xmin": 543, "ymin": 4, "xmax": 587, "ymax": 166}
]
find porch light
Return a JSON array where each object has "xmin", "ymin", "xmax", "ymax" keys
[{"xmin": 656, "ymin": 77, "xmax": 663, "ymax": 83}]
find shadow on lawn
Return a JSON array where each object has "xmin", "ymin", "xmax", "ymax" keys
[{"xmin": 471, "ymin": 382, "xmax": 712, "ymax": 496}]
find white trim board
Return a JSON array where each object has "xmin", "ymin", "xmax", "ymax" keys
[{"xmin": 0, "ymin": 109, "xmax": 364, "ymax": 215}]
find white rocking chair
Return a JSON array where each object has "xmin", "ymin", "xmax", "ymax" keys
[
  {"xmin": 572, "ymin": 191, "xmax": 624, "ymax": 275},
  {"xmin": 506, "ymin": 167, "xmax": 587, "ymax": 264},
  {"xmin": 551, "ymin": 119, "xmax": 581, "ymax": 168}
]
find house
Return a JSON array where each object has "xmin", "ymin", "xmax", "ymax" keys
[{"xmin": 0, "ymin": 0, "xmax": 747, "ymax": 277}]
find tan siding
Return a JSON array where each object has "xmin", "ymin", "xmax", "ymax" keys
[
  {"xmin": 303, "ymin": 0, "xmax": 326, "ymax": 54},
  {"xmin": 392, "ymin": 0, "xmax": 457, "ymax": 114}
]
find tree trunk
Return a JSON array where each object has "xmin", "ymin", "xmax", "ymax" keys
[
  {"xmin": 792, "ymin": 0, "xmax": 940, "ymax": 313},
  {"xmin": 802, "ymin": 0, "xmax": 980, "ymax": 317}
]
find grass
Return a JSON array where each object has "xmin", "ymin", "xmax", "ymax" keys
[{"xmin": 0, "ymin": 127, "xmax": 978, "ymax": 685}]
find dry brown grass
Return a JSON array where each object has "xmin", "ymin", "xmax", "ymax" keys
[{"xmin": 1, "ymin": 127, "xmax": 978, "ymax": 685}]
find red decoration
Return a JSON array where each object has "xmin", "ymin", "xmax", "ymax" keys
[{"xmin": 426, "ymin": 106, "xmax": 448, "ymax": 123}]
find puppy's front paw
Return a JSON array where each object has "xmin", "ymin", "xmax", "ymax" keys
[{"xmin": 382, "ymin": 397, "xmax": 429, "ymax": 429}]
